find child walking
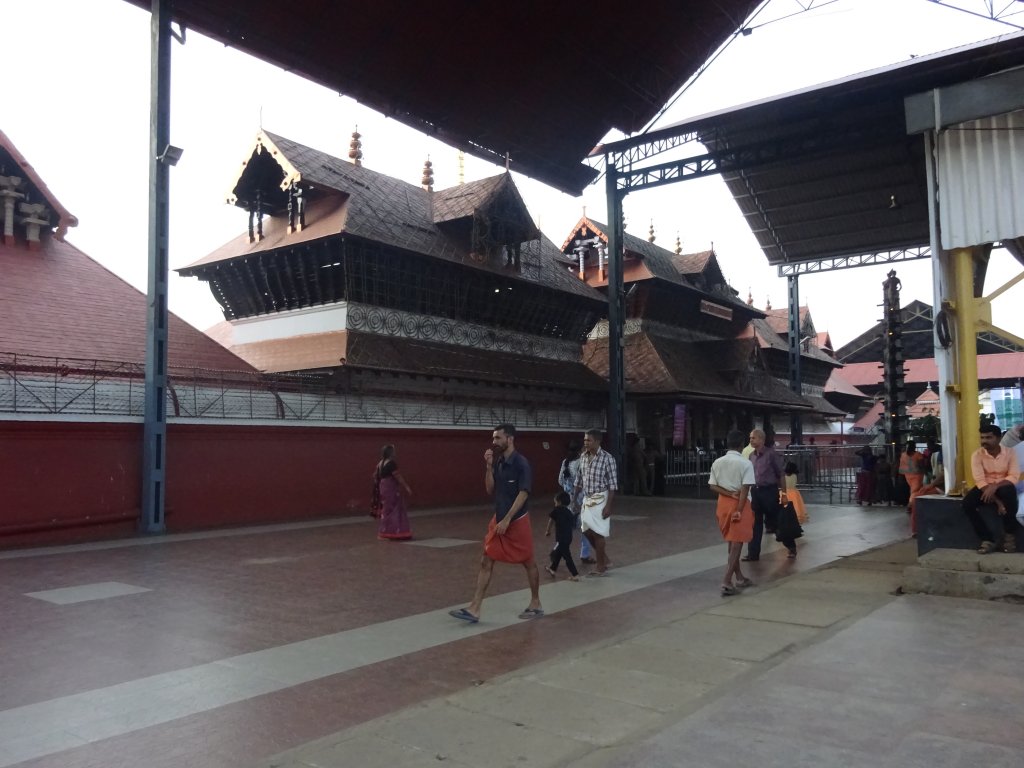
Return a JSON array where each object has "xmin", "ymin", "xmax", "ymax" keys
[
  {"xmin": 545, "ymin": 491, "xmax": 580, "ymax": 581},
  {"xmin": 783, "ymin": 461, "xmax": 808, "ymax": 524}
]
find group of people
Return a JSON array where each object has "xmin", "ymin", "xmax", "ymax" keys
[
  {"xmin": 709, "ymin": 428, "xmax": 805, "ymax": 596},
  {"xmin": 448, "ymin": 424, "xmax": 619, "ymax": 624}
]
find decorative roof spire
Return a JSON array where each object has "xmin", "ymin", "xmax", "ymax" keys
[
  {"xmin": 747, "ymin": 288, "xmax": 754, "ymax": 306},
  {"xmin": 765, "ymin": 296, "xmax": 772, "ymax": 311},
  {"xmin": 421, "ymin": 156, "xmax": 434, "ymax": 192},
  {"xmin": 348, "ymin": 126, "xmax": 362, "ymax": 166},
  {"xmin": 458, "ymin": 150, "xmax": 465, "ymax": 185},
  {"xmin": 648, "ymin": 220, "xmax": 655, "ymax": 243},
  {"xmin": 675, "ymin": 233, "xmax": 682, "ymax": 255}
]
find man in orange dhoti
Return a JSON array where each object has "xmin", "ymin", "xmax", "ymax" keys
[
  {"xmin": 449, "ymin": 423, "xmax": 543, "ymax": 623},
  {"xmin": 708, "ymin": 429, "xmax": 756, "ymax": 596}
]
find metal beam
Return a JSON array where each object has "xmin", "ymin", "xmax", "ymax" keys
[
  {"xmin": 787, "ymin": 274, "xmax": 803, "ymax": 445},
  {"xmin": 605, "ymin": 161, "xmax": 625, "ymax": 475},
  {"xmin": 776, "ymin": 247, "xmax": 931, "ymax": 276},
  {"xmin": 141, "ymin": 0, "xmax": 172, "ymax": 535}
]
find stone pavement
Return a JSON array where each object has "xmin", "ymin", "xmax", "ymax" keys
[
  {"xmin": 4, "ymin": 496, "xmax": 1022, "ymax": 767},
  {"xmin": 263, "ymin": 540, "xmax": 1024, "ymax": 768}
]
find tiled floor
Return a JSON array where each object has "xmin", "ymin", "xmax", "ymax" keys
[{"xmin": 0, "ymin": 496, "xmax": 907, "ymax": 767}]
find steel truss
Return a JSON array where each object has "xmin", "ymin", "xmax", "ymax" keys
[
  {"xmin": 925, "ymin": 0, "xmax": 1024, "ymax": 30},
  {"xmin": 776, "ymin": 246, "xmax": 932, "ymax": 276}
]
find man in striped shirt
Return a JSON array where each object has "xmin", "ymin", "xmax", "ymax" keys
[{"xmin": 576, "ymin": 428, "xmax": 619, "ymax": 576}]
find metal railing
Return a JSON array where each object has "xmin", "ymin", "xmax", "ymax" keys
[
  {"xmin": 664, "ymin": 444, "xmax": 865, "ymax": 502},
  {"xmin": 0, "ymin": 352, "xmax": 595, "ymax": 430}
]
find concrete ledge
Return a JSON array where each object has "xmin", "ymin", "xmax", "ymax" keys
[
  {"xmin": 917, "ymin": 547, "xmax": 1024, "ymax": 574},
  {"xmin": 917, "ymin": 495, "xmax": 1024, "ymax": 556},
  {"xmin": 903, "ymin": 565, "xmax": 1024, "ymax": 600}
]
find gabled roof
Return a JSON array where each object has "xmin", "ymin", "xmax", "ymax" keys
[
  {"xmin": 559, "ymin": 216, "xmax": 759, "ymax": 314},
  {"xmin": 431, "ymin": 175, "xmax": 508, "ymax": 223},
  {"xmin": 740, "ymin": 317, "xmax": 842, "ymax": 367},
  {"xmin": 0, "ymin": 236, "xmax": 255, "ymax": 370},
  {"xmin": 182, "ymin": 132, "xmax": 601, "ymax": 302},
  {"xmin": 835, "ymin": 299, "xmax": 1023, "ymax": 362},
  {"xmin": 0, "ymin": 128, "xmax": 78, "ymax": 240}
]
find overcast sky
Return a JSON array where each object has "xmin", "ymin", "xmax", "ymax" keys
[{"xmin": 2, "ymin": 0, "xmax": 1022, "ymax": 349}]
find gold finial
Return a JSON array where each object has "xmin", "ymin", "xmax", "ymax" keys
[
  {"xmin": 458, "ymin": 150, "xmax": 465, "ymax": 186},
  {"xmin": 421, "ymin": 156, "xmax": 434, "ymax": 192},
  {"xmin": 648, "ymin": 220, "xmax": 655, "ymax": 243},
  {"xmin": 675, "ymin": 233, "xmax": 682, "ymax": 255},
  {"xmin": 348, "ymin": 125, "xmax": 362, "ymax": 166}
]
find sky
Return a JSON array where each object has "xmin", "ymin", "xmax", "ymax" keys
[{"xmin": 2, "ymin": 0, "xmax": 1022, "ymax": 350}]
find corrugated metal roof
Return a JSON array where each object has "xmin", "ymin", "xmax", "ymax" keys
[
  {"xmin": 598, "ymin": 32, "xmax": 1024, "ymax": 267},
  {"xmin": 938, "ymin": 109, "xmax": 1024, "ymax": 249},
  {"xmin": 124, "ymin": 0, "xmax": 761, "ymax": 195}
]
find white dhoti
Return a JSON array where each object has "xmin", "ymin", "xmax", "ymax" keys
[{"xmin": 580, "ymin": 492, "xmax": 610, "ymax": 538}]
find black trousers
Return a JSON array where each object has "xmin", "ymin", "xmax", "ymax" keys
[
  {"xmin": 963, "ymin": 484, "xmax": 1020, "ymax": 542},
  {"xmin": 749, "ymin": 484, "xmax": 794, "ymax": 557},
  {"xmin": 550, "ymin": 539, "xmax": 579, "ymax": 576}
]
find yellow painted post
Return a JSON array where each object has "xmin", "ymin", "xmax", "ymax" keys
[{"xmin": 952, "ymin": 247, "xmax": 980, "ymax": 492}]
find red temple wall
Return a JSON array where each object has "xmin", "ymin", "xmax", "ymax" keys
[{"xmin": 0, "ymin": 420, "xmax": 575, "ymax": 548}]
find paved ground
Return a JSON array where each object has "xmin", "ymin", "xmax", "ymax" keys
[{"xmin": 2, "ymin": 494, "xmax": 1021, "ymax": 767}]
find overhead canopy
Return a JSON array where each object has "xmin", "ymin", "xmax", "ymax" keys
[
  {"xmin": 597, "ymin": 31, "xmax": 1024, "ymax": 268},
  {"xmin": 124, "ymin": 0, "xmax": 761, "ymax": 196}
]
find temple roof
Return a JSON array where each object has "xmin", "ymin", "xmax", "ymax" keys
[
  {"xmin": 559, "ymin": 216, "xmax": 759, "ymax": 316},
  {"xmin": 216, "ymin": 326, "xmax": 605, "ymax": 388},
  {"xmin": 0, "ymin": 130, "xmax": 251, "ymax": 370},
  {"xmin": 0, "ymin": 128, "xmax": 78, "ymax": 241},
  {"xmin": 584, "ymin": 331, "xmax": 812, "ymax": 410},
  {"xmin": 0, "ymin": 232, "xmax": 255, "ymax": 371},
  {"xmin": 180, "ymin": 131, "xmax": 602, "ymax": 303}
]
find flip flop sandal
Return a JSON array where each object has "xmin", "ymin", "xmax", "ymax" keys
[
  {"xmin": 1003, "ymin": 535, "xmax": 1017, "ymax": 553},
  {"xmin": 586, "ymin": 570, "xmax": 609, "ymax": 578},
  {"xmin": 518, "ymin": 608, "xmax": 544, "ymax": 620},
  {"xmin": 977, "ymin": 541, "xmax": 997, "ymax": 555},
  {"xmin": 736, "ymin": 577, "xmax": 755, "ymax": 589},
  {"xmin": 448, "ymin": 607, "xmax": 479, "ymax": 624},
  {"xmin": 721, "ymin": 585, "xmax": 739, "ymax": 596}
]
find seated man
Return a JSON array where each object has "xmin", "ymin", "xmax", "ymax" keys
[{"xmin": 963, "ymin": 424, "xmax": 1021, "ymax": 554}]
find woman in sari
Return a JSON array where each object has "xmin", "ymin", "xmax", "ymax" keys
[{"xmin": 374, "ymin": 444, "xmax": 413, "ymax": 540}]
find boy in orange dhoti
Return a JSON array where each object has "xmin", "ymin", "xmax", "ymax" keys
[{"xmin": 708, "ymin": 429, "xmax": 756, "ymax": 596}]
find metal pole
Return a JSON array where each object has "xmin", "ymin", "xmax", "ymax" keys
[
  {"xmin": 141, "ymin": 0, "xmax": 172, "ymax": 534},
  {"xmin": 787, "ymin": 273, "xmax": 803, "ymax": 445},
  {"xmin": 605, "ymin": 160, "xmax": 625, "ymax": 471}
]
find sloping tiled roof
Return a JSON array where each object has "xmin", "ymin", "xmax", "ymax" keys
[
  {"xmin": 825, "ymin": 369, "xmax": 868, "ymax": 398},
  {"xmin": 583, "ymin": 331, "xmax": 811, "ymax": 410},
  {"xmin": 842, "ymin": 352, "xmax": 1024, "ymax": 388},
  {"xmin": 431, "ymin": 175, "xmax": 507, "ymax": 223},
  {"xmin": 183, "ymin": 132, "xmax": 601, "ymax": 303},
  {"xmin": 0, "ymin": 237, "xmax": 256, "ymax": 371},
  {"xmin": 345, "ymin": 333, "xmax": 605, "ymax": 389},
  {"xmin": 747, "ymin": 316, "xmax": 841, "ymax": 367},
  {"xmin": 0, "ymin": 129, "xmax": 78, "ymax": 240},
  {"xmin": 853, "ymin": 400, "xmax": 884, "ymax": 430},
  {"xmin": 671, "ymin": 250, "xmax": 713, "ymax": 275},
  {"xmin": 223, "ymin": 328, "xmax": 605, "ymax": 389}
]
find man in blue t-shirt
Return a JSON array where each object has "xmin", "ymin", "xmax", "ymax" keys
[{"xmin": 449, "ymin": 423, "xmax": 543, "ymax": 623}]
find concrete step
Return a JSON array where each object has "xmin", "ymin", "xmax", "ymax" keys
[{"xmin": 903, "ymin": 547, "xmax": 1024, "ymax": 601}]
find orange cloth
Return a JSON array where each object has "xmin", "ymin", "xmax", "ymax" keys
[
  {"xmin": 782, "ymin": 488, "xmax": 808, "ymax": 524},
  {"xmin": 483, "ymin": 513, "xmax": 535, "ymax": 563},
  {"xmin": 715, "ymin": 493, "xmax": 754, "ymax": 543}
]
